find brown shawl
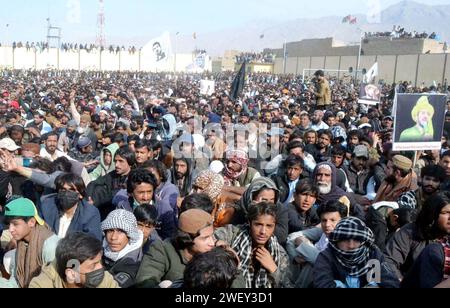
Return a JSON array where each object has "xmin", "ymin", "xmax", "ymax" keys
[
  {"xmin": 15, "ymin": 225, "xmax": 54, "ymax": 288},
  {"xmin": 374, "ymin": 172, "xmax": 418, "ymax": 203}
]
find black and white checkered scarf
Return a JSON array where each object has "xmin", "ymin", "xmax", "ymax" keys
[
  {"xmin": 329, "ymin": 217, "xmax": 375, "ymax": 277},
  {"xmin": 231, "ymin": 225, "xmax": 280, "ymax": 288}
]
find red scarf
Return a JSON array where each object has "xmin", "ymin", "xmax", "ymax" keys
[
  {"xmin": 443, "ymin": 237, "xmax": 450, "ymax": 280},
  {"xmin": 223, "ymin": 150, "xmax": 249, "ymax": 185}
]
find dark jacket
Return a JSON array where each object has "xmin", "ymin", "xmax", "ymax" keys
[
  {"xmin": 287, "ymin": 203, "xmax": 320, "ymax": 234},
  {"xmin": 401, "ymin": 243, "xmax": 445, "ymax": 288},
  {"xmin": 383, "ymin": 223, "xmax": 429, "ymax": 280},
  {"xmin": 40, "ymin": 194, "xmax": 102, "ymax": 241},
  {"xmin": 270, "ymin": 173, "xmax": 308, "ymax": 205},
  {"xmin": 169, "ymin": 157, "xmax": 195, "ymax": 198},
  {"xmin": 135, "ymin": 240, "xmax": 189, "ymax": 288},
  {"xmin": 87, "ymin": 171, "xmax": 128, "ymax": 220},
  {"xmin": 135, "ymin": 239, "xmax": 246, "ymax": 289},
  {"xmin": 343, "ymin": 164, "xmax": 372, "ymax": 196},
  {"xmin": 305, "ymin": 144, "xmax": 331, "ymax": 164},
  {"xmin": 314, "ymin": 246, "xmax": 399, "ymax": 288},
  {"xmin": 366, "ymin": 206, "xmax": 389, "ymax": 251},
  {"xmin": 103, "ymin": 247, "xmax": 144, "ymax": 288}
]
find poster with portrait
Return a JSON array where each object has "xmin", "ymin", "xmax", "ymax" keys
[
  {"xmin": 141, "ymin": 31, "xmax": 172, "ymax": 72},
  {"xmin": 200, "ymin": 80, "xmax": 215, "ymax": 96},
  {"xmin": 186, "ymin": 50, "xmax": 210, "ymax": 73},
  {"xmin": 393, "ymin": 94, "xmax": 447, "ymax": 151},
  {"xmin": 358, "ymin": 83, "xmax": 381, "ymax": 106}
]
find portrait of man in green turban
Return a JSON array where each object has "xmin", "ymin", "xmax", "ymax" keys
[{"xmin": 399, "ymin": 96, "xmax": 435, "ymax": 142}]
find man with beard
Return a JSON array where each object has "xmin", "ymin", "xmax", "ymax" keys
[
  {"xmin": 68, "ymin": 137, "xmax": 100, "ymax": 172},
  {"xmin": 8, "ymin": 125, "xmax": 25, "ymax": 147},
  {"xmin": 374, "ymin": 155, "xmax": 418, "ymax": 203},
  {"xmin": 222, "ymin": 149, "xmax": 261, "ymax": 197},
  {"xmin": 170, "ymin": 157, "xmax": 194, "ymax": 198},
  {"xmin": 440, "ymin": 151, "xmax": 450, "ymax": 190},
  {"xmin": 367, "ymin": 165, "xmax": 444, "ymax": 251},
  {"xmin": 310, "ymin": 110, "xmax": 329, "ymax": 132},
  {"xmin": 58, "ymin": 120, "xmax": 78, "ymax": 153},
  {"xmin": 312, "ymin": 162, "xmax": 365, "ymax": 221},
  {"xmin": 397, "ymin": 164, "xmax": 447, "ymax": 211},
  {"xmin": 305, "ymin": 130, "xmax": 333, "ymax": 163},
  {"xmin": 74, "ymin": 115, "xmax": 98, "ymax": 152},
  {"xmin": 40, "ymin": 132, "xmax": 72, "ymax": 162},
  {"xmin": 444, "ymin": 111, "xmax": 450, "ymax": 136}
]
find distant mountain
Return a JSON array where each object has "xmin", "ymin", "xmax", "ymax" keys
[{"xmin": 109, "ymin": 1, "xmax": 450, "ymax": 56}]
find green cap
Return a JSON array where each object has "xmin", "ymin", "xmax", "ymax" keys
[{"xmin": 5, "ymin": 198, "xmax": 45, "ymax": 226}]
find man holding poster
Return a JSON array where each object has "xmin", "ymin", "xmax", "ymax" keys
[{"xmin": 393, "ymin": 94, "xmax": 447, "ymax": 151}]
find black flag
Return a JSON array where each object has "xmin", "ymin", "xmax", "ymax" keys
[{"xmin": 231, "ymin": 62, "xmax": 246, "ymax": 101}]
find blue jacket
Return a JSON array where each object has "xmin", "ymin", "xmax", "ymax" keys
[
  {"xmin": 114, "ymin": 182, "xmax": 179, "ymax": 241},
  {"xmin": 40, "ymin": 194, "xmax": 103, "ymax": 241}
]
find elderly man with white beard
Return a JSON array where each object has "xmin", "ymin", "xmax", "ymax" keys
[{"xmin": 312, "ymin": 162, "xmax": 365, "ymax": 221}]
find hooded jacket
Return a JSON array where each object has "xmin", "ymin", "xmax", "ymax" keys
[
  {"xmin": 89, "ymin": 143, "xmax": 120, "ymax": 181},
  {"xmin": 169, "ymin": 157, "xmax": 195, "ymax": 198},
  {"xmin": 312, "ymin": 163, "xmax": 365, "ymax": 221},
  {"xmin": 233, "ymin": 177, "xmax": 289, "ymax": 245}
]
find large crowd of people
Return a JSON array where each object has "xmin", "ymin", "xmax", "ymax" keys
[
  {"xmin": 365, "ymin": 25, "xmax": 441, "ymax": 40},
  {"xmin": 0, "ymin": 67, "xmax": 449, "ymax": 289},
  {"xmin": 10, "ymin": 41, "xmax": 140, "ymax": 54},
  {"xmin": 235, "ymin": 52, "xmax": 276, "ymax": 64}
]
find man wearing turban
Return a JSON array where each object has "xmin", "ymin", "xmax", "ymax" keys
[{"xmin": 400, "ymin": 96, "xmax": 435, "ymax": 142}]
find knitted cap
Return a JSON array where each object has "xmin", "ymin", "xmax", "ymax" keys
[
  {"xmin": 101, "ymin": 209, "xmax": 140, "ymax": 242},
  {"xmin": 392, "ymin": 155, "xmax": 413, "ymax": 171},
  {"xmin": 178, "ymin": 209, "xmax": 213, "ymax": 235}
]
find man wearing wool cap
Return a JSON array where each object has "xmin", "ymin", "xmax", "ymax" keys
[
  {"xmin": 374, "ymin": 155, "xmax": 418, "ymax": 203},
  {"xmin": 135, "ymin": 209, "xmax": 217, "ymax": 288}
]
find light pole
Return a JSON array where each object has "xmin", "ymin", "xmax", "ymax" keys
[
  {"xmin": 174, "ymin": 32, "xmax": 179, "ymax": 73},
  {"xmin": 355, "ymin": 28, "xmax": 363, "ymax": 83},
  {"xmin": 260, "ymin": 27, "xmax": 288, "ymax": 75}
]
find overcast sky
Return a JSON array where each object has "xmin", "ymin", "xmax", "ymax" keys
[{"xmin": 1, "ymin": 0, "xmax": 449, "ymax": 44}]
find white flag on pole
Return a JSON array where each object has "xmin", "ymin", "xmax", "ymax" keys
[
  {"xmin": 141, "ymin": 31, "xmax": 172, "ymax": 71},
  {"xmin": 364, "ymin": 62, "xmax": 378, "ymax": 83}
]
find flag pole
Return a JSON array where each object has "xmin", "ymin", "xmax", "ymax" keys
[{"xmin": 283, "ymin": 39, "xmax": 287, "ymax": 75}]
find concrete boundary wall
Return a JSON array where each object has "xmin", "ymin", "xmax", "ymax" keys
[
  {"xmin": 0, "ymin": 46, "xmax": 447, "ymax": 85},
  {"xmin": 0, "ymin": 47, "xmax": 212, "ymax": 73},
  {"xmin": 276, "ymin": 53, "xmax": 449, "ymax": 86}
]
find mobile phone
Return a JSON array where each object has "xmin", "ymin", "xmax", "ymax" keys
[{"xmin": 23, "ymin": 158, "xmax": 33, "ymax": 167}]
